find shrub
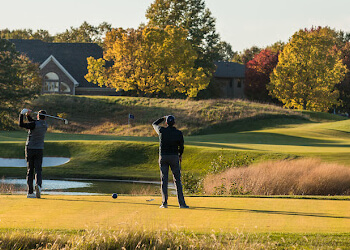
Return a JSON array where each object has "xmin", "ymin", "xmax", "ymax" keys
[
  {"xmin": 208, "ymin": 153, "xmax": 254, "ymax": 174},
  {"xmin": 0, "ymin": 111, "xmax": 17, "ymax": 130},
  {"xmin": 182, "ymin": 172, "xmax": 202, "ymax": 194}
]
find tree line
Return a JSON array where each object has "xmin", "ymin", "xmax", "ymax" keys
[
  {"xmin": 1, "ymin": 0, "xmax": 350, "ymax": 113},
  {"xmin": 242, "ymin": 27, "xmax": 350, "ymax": 113},
  {"xmin": 0, "ymin": 22, "xmax": 112, "ymax": 45},
  {"xmin": 1, "ymin": 0, "xmax": 234, "ymax": 99}
]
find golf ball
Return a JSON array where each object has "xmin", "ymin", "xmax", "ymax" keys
[{"xmin": 112, "ymin": 193, "xmax": 118, "ymax": 199}]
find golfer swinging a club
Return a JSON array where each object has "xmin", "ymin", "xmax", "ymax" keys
[
  {"xmin": 19, "ymin": 109, "xmax": 48, "ymax": 198},
  {"xmin": 152, "ymin": 115, "xmax": 189, "ymax": 208}
]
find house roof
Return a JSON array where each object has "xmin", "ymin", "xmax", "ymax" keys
[
  {"xmin": 40, "ymin": 55, "xmax": 79, "ymax": 87},
  {"xmin": 214, "ymin": 61, "xmax": 245, "ymax": 78},
  {"xmin": 10, "ymin": 39, "xmax": 245, "ymax": 89},
  {"xmin": 9, "ymin": 39, "xmax": 103, "ymax": 88}
]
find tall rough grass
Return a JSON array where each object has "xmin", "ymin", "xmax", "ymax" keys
[
  {"xmin": 27, "ymin": 95, "xmax": 309, "ymax": 136},
  {"xmin": 203, "ymin": 158, "xmax": 350, "ymax": 195},
  {"xmin": 1, "ymin": 229, "xmax": 349, "ymax": 249},
  {"xmin": 0, "ymin": 229, "xmax": 268, "ymax": 249},
  {"xmin": 0, "ymin": 177, "xmax": 20, "ymax": 193}
]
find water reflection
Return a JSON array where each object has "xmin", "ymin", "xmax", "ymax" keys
[
  {"xmin": 0, "ymin": 157, "xmax": 70, "ymax": 167},
  {"xmin": 1, "ymin": 178, "xmax": 90, "ymax": 189},
  {"xmin": 0, "ymin": 178, "xmax": 95, "ymax": 195},
  {"xmin": 0, "ymin": 178, "xmax": 169, "ymax": 195}
]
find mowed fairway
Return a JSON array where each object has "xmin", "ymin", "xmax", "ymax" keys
[
  {"xmin": 2, "ymin": 99, "xmax": 350, "ymax": 245},
  {"xmin": 187, "ymin": 120, "xmax": 350, "ymax": 165},
  {"xmin": 1, "ymin": 195, "xmax": 349, "ymax": 233}
]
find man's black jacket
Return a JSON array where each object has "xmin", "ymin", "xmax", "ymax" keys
[{"xmin": 152, "ymin": 117, "xmax": 184, "ymax": 156}]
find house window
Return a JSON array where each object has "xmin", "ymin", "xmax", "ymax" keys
[
  {"xmin": 237, "ymin": 79, "xmax": 242, "ymax": 88},
  {"xmin": 229, "ymin": 79, "xmax": 233, "ymax": 88},
  {"xmin": 60, "ymin": 82, "xmax": 71, "ymax": 93},
  {"xmin": 44, "ymin": 82, "xmax": 59, "ymax": 92},
  {"xmin": 44, "ymin": 72, "xmax": 70, "ymax": 93}
]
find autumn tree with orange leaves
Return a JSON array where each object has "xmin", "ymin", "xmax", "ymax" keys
[{"xmin": 85, "ymin": 26, "xmax": 210, "ymax": 98}]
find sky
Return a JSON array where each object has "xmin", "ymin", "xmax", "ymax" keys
[{"xmin": 1, "ymin": 0, "xmax": 350, "ymax": 52}]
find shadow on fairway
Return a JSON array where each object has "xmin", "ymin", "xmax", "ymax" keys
[
  {"xmin": 187, "ymin": 131, "xmax": 350, "ymax": 151},
  {"xmin": 45, "ymin": 197, "xmax": 350, "ymax": 220},
  {"xmin": 189, "ymin": 205, "xmax": 350, "ymax": 220}
]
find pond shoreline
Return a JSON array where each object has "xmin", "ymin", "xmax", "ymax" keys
[{"xmin": 0, "ymin": 177, "xmax": 174, "ymax": 196}]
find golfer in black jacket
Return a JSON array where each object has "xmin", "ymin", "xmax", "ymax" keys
[
  {"xmin": 19, "ymin": 109, "xmax": 48, "ymax": 198},
  {"xmin": 152, "ymin": 115, "xmax": 189, "ymax": 208}
]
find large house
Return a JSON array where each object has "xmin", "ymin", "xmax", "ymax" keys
[
  {"xmin": 10, "ymin": 39, "xmax": 116, "ymax": 95},
  {"xmin": 10, "ymin": 39, "xmax": 245, "ymax": 98}
]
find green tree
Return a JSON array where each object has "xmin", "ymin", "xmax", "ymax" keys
[
  {"xmin": 0, "ymin": 29, "xmax": 54, "ymax": 42},
  {"xmin": 0, "ymin": 39, "xmax": 41, "ymax": 129},
  {"xmin": 232, "ymin": 46, "xmax": 261, "ymax": 65},
  {"xmin": 217, "ymin": 41, "xmax": 235, "ymax": 61},
  {"xmin": 268, "ymin": 27, "xmax": 348, "ymax": 111},
  {"xmin": 54, "ymin": 21, "xmax": 112, "ymax": 45},
  {"xmin": 85, "ymin": 26, "xmax": 210, "ymax": 98},
  {"xmin": 146, "ymin": 0, "xmax": 225, "ymax": 71}
]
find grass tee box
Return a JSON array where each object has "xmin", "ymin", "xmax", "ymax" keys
[{"xmin": 0, "ymin": 195, "xmax": 349, "ymax": 233}]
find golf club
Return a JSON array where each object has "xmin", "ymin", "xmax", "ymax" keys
[{"xmin": 33, "ymin": 111, "xmax": 69, "ymax": 125}]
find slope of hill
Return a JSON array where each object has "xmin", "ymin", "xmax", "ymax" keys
[
  {"xmin": 2, "ymin": 95, "xmax": 350, "ymax": 181},
  {"xmin": 26, "ymin": 95, "xmax": 347, "ymax": 136}
]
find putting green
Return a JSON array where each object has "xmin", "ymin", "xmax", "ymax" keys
[{"xmin": 1, "ymin": 195, "xmax": 349, "ymax": 233}]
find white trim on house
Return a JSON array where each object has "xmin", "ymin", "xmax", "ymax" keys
[{"xmin": 40, "ymin": 55, "xmax": 79, "ymax": 88}]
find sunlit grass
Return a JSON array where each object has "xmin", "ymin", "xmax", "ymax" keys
[
  {"xmin": 0, "ymin": 139, "xmax": 292, "ymax": 180},
  {"xmin": 1, "ymin": 229, "xmax": 349, "ymax": 249},
  {"xmin": 1, "ymin": 195, "xmax": 350, "ymax": 233},
  {"xmin": 2, "ymin": 96, "xmax": 350, "ymax": 248}
]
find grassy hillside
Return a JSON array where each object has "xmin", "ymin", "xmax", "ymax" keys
[
  {"xmin": 0, "ymin": 136, "xmax": 291, "ymax": 180},
  {"xmin": 1, "ymin": 95, "xmax": 350, "ymax": 181},
  {"xmin": 25, "ymin": 94, "xmax": 344, "ymax": 136}
]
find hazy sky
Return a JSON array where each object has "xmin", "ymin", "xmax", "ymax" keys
[{"xmin": 1, "ymin": 0, "xmax": 350, "ymax": 52}]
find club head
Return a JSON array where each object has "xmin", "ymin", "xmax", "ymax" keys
[{"xmin": 64, "ymin": 119, "xmax": 69, "ymax": 125}]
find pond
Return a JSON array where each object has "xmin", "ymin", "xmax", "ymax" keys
[
  {"xmin": 0, "ymin": 157, "xmax": 174, "ymax": 195},
  {"xmin": 0, "ymin": 157, "xmax": 70, "ymax": 167},
  {"xmin": 0, "ymin": 178, "xmax": 173, "ymax": 196}
]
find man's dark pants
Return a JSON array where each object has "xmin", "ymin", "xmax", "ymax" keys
[
  {"xmin": 25, "ymin": 148, "xmax": 43, "ymax": 194},
  {"xmin": 159, "ymin": 154, "xmax": 186, "ymax": 206}
]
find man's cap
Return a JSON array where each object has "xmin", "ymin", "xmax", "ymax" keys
[
  {"xmin": 166, "ymin": 115, "xmax": 175, "ymax": 126},
  {"xmin": 38, "ymin": 110, "xmax": 47, "ymax": 119}
]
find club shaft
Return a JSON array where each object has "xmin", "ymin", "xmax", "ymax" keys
[{"xmin": 33, "ymin": 112, "xmax": 66, "ymax": 121}]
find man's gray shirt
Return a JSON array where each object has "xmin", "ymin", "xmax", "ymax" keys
[{"xmin": 19, "ymin": 114, "xmax": 48, "ymax": 149}]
